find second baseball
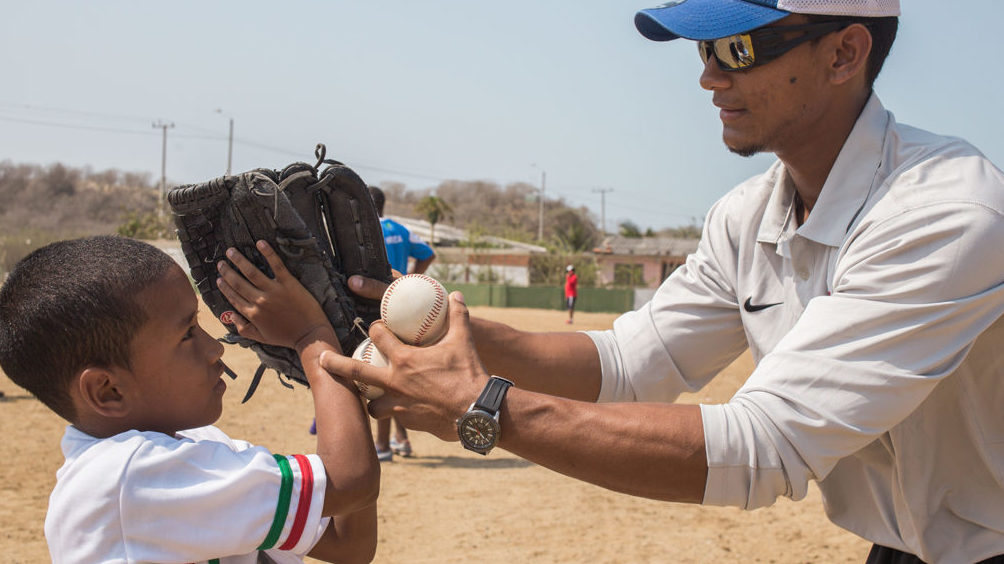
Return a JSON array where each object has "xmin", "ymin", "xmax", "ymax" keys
[
  {"xmin": 351, "ymin": 338, "xmax": 388, "ymax": 400},
  {"xmin": 380, "ymin": 273, "xmax": 449, "ymax": 346}
]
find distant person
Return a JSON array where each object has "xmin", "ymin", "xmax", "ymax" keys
[
  {"xmin": 0, "ymin": 236, "xmax": 380, "ymax": 563},
  {"xmin": 370, "ymin": 186, "xmax": 436, "ymax": 461},
  {"xmin": 564, "ymin": 265, "xmax": 578, "ymax": 324}
]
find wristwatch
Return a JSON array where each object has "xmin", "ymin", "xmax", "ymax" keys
[{"xmin": 456, "ymin": 376, "xmax": 514, "ymax": 455}]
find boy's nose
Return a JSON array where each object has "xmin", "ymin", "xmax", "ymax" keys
[{"xmin": 212, "ymin": 338, "xmax": 225, "ymax": 362}]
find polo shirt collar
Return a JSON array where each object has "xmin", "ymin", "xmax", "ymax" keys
[{"xmin": 757, "ymin": 93, "xmax": 891, "ymax": 248}]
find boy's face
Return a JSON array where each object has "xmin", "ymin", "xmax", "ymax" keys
[{"xmin": 125, "ymin": 265, "xmax": 228, "ymax": 435}]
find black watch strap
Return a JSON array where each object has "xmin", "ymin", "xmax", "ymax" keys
[{"xmin": 473, "ymin": 376, "xmax": 513, "ymax": 414}]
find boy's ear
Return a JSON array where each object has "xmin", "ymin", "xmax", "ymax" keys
[{"xmin": 76, "ymin": 367, "xmax": 131, "ymax": 418}]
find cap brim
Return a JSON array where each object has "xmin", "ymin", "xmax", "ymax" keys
[{"xmin": 635, "ymin": 0, "xmax": 790, "ymax": 41}]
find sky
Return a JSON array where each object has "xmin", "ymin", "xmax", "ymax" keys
[{"xmin": 2, "ymin": 1, "xmax": 1002, "ymax": 232}]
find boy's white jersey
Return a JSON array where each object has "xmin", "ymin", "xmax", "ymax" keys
[{"xmin": 46, "ymin": 425, "xmax": 328, "ymax": 564}]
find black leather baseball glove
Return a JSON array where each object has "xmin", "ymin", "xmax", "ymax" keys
[{"xmin": 167, "ymin": 144, "xmax": 392, "ymax": 402}]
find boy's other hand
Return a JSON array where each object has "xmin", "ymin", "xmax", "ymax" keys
[{"xmin": 216, "ymin": 241, "xmax": 331, "ymax": 351}]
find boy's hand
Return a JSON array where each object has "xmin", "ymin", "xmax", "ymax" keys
[{"xmin": 216, "ymin": 240, "xmax": 331, "ymax": 352}]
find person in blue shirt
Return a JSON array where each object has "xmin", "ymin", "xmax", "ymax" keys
[{"xmin": 368, "ymin": 186, "xmax": 436, "ymax": 461}]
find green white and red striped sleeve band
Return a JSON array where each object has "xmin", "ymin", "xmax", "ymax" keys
[{"xmin": 257, "ymin": 453, "xmax": 326, "ymax": 554}]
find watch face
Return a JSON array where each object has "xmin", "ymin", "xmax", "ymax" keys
[{"xmin": 458, "ymin": 410, "xmax": 500, "ymax": 453}]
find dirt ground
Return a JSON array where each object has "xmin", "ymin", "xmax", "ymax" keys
[{"xmin": 0, "ymin": 305, "xmax": 871, "ymax": 563}]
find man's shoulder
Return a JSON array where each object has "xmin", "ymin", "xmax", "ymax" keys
[
  {"xmin": 879, "ymin": 120, "xmax": 1004, "ymax": 210},
  {"xmin": 889, "ymin": 120, "xmax": 989, "ymax": 164}
]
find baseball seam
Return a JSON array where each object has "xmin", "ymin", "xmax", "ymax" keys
[
  {"xmin": 354, "ymin": 341, "xmax": 374, "ymax": 397},
  {"xmin": 413, "ymin": 275, "xmax": 446, "ymax": 345},
  {"xmin": 380, "ymin": 282, "xmax": 395, "ymax": 322}
]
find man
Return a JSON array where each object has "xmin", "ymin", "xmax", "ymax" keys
[
  {"xmin": 320, "ymin": 1, "xmax": 1004, "ymax": 561},
  {"xmin": 564, "ymin": 265, "xmax": 577, "ymax": 324},
  {"xmin": 368, "ymin": 186, "xmax": 436, "ymax": 461}
]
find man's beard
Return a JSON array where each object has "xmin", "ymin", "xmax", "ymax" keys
[{"xmin": 727, "ymin": 142, "xmax": 766, "ymax": 158}]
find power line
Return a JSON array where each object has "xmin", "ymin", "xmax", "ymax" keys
[
  {"xmin": 0, "ymin": 102, "xmax": 154, "ymax": 125},
  {"xmin": 0, "ymin": 102, "xmax": 552, "ymax": 187},
  {"xmin": 0, "ymin": 112, "xmax": 449, "ymax": 181},
  {"xmin": 0, "ymin": 115, "xmax": 156, "ymax": 136},
  {"xmin": 545, "ymin": 185, "xmax": 701, "ymax": 222},
  {"xmin": 0, "ymin": 104, "xmax": 706, "ymax": 224}
]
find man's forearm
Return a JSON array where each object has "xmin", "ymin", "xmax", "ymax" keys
[
  {"xmin": 469, "ymin": 317, "xmax": 707, "ymax": 501},
  {"xmin": 470, "ymin": 317, "xmax": 602, "ymax": 402},
  {"xmin": 500, "ymin": 389, "xmax": 708, "ymax": 502}
]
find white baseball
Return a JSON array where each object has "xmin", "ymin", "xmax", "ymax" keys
[
  {"xmin": 380, "ymin": 273, "xmax": 449, "ymax": 346},
  {"xmin": 351, "ymin": 338, "xmax": 387, "ymax": 400}
]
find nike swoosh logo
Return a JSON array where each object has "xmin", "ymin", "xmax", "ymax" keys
[{"xmin": 743, "ymin": 297, "xmax": 782, "ymax": 312}]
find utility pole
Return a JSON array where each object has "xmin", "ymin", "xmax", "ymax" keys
[
  {"xmin": 531, "ymin": 164, "xmax": 546, "ymax": 241},
  {"xmin": 215, "ymin": 109, "xmax": 234, "ymax": 175},
  {"xmin": 538, "ymin": 169, "xmax": 546, "ymax": 241},
  {"xmin": 151, "ymin": 120, "xmax": 175, "ymax": 209},
  {"xmin": 225, "ymin": 117, "xmax": 233, "ymax": 175},
  {"xmin": 592, "ymin": 187, "xmax": 614, "ymax": 235}
]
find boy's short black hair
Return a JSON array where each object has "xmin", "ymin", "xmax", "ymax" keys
[{"xmin": 0, "ymin": 236, "xmax": 177, "ymax": 421}]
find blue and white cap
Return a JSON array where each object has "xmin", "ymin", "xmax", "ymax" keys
[{"xmin": 635, "ymin": 0, "xmax": 900, "ymax": 41}]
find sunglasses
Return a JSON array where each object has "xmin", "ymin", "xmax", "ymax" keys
[{"xmin": 698, "ymin": 21, "xmax": 851, "ymax": 72}]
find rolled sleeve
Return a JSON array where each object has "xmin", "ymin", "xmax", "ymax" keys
[{"xmin": 588, "ymin": 196, "xmax": 750, "ymax": 404}]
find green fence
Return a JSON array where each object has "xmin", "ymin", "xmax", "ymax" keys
[{"xmin": 443, "ymin": 283, "xmax": 634, "ymax": 313}]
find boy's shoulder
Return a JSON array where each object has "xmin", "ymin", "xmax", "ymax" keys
[
  {"xmin": 60, "ymin": 424, "xmax": 244, "ymax": 458},
  {"xmin": 55, "ymin": 424, "xmax": 260, "ymax": 491}
]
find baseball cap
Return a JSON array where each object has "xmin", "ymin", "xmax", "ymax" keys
[
  {"xmin": 635, "ymin": 0, "xmax": 900, "ymax": 41},
  {"xmin": 566, "ymin": 265, "xmax": 575, "ymax": 272}
]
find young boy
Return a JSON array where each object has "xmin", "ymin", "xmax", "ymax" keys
[{"xmin": 0, "ymin": 235, "xmax": 379, "ymax": 564}]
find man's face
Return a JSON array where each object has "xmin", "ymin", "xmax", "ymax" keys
[
  {"xmin": 124, "ymin": 266, "xmax": 227, "ymax": 435},
  {"xmin": 699, "ymin": 16, "xmax": 836, "ymax": 157}
]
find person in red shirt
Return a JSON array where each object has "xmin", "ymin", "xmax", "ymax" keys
[{"xmin": 564, "ymin": 265, "xmax": 578, "ymax": 324}]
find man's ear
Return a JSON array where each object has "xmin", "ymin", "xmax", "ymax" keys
[
  {"xmin": 829, "ymin": 23, "xmax": 872, "ymax": 86},
  {"xmin": 76, "ymin": 367, "xmax": 131, "ymax": 418}
]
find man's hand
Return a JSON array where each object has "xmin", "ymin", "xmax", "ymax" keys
[
  {"xmin": 347, "ymin": 273, "xmax": 393, "ymax": 302},
  {"xmin": 319, "ymin": 291, "xmax": 487, "ymax": 441},
  {"xmin": 216, "ymin": 240, "xmax": 332, "ymax": 352}
]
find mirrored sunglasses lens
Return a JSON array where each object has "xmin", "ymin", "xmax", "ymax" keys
[
  {"xmin": 698, "ymin": 41, "xmax": 713, "ymax": 64},
  {"xmin": 714, "ymin": 34, "xmax": 755, "ymax": 70}
]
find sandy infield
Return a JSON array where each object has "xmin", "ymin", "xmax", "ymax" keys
[{"xmin": 0, "ymin": 305, "xmax": 869, "ymax": 563}]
